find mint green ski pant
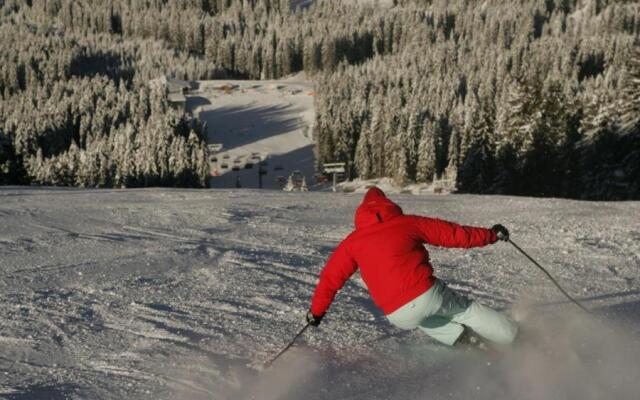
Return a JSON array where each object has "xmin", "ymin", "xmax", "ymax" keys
[{"xmin": 386, "ymin": 279, "xmax": 518, "ymax": 346}]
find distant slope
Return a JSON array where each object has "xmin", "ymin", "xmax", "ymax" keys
[{"xmin": 189, "ymin": 76, "xmax": 315, "ymax": 190}]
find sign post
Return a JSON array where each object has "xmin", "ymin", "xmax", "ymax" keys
[
  {"xmin": 322, "ymin": 162, "xmax": 346, "ymax": 192},
  {"xmin": 258, "ymin": 158, "xmax": 268, "ymax": 189}
]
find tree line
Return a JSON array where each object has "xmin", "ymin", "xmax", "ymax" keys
[{"xmin": 312, "ymin": 0, "xmax": 640, "ymax": 199}]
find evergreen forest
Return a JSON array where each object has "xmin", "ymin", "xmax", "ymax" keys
[{"xmin": 0, "ymin": 0, "xmax": 638, "ymax": 198}]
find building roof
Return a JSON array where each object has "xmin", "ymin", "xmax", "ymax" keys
[
  {"xmin": 151, "ymin": 76, "xmax": 194, "ymax": 93},
  {"xmin": 167, "ymin": 77, "xmax": 193, "ymax": 94},
  {"xmin": 167, "ymin": 92, "xmax": 186, "ymax": 103}
]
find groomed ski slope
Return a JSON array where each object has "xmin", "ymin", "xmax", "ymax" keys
[{"xmin": 1, "ymin": 187, "xmax": 639, "ymax": 399}]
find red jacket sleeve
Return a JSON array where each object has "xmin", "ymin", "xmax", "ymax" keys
[
  {"xmin": 310, "ymin": 241, "xmax": 358, "ymax": 316},
  {"xmin": 412, "ymin": 216, "xmax": 497, "ymax": 248}
]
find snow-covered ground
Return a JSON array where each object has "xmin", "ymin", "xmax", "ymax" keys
[
  {"xmin": 1, "ymin": 187, "xmax": 639, "ymax": 399},
  {"xmin": 190, "ymin": 75, "xmax": 315, "ymax": 190}
]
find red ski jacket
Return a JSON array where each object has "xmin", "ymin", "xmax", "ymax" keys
[{"xmin": 310, "ymin": 187, "xmax": 497, "ymax": 316}]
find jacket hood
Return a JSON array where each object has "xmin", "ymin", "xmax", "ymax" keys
[{"xmin": 354, "ymin": 187, "xmax": 403, "ymax": 230}]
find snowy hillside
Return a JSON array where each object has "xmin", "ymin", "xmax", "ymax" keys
[{"xmin": 1, "ymin": 187, "xmax": 639, "ymax": 399}]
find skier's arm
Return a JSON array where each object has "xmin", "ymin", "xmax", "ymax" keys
[
  {"xmin": 412, "ymin": 215, "xmax": 497, "ymax": 248},
  {"xmin": 310, "ymin": 241, "xmax": 358, "ymax": 317}
]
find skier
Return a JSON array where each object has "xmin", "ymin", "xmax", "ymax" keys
[{"xmin": 307, "ymin": 187, "xmax": 518, "ymax": 347}]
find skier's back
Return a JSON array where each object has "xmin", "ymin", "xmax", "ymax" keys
[{"xmin": 307, "ymin": 187, "xmax": 518, "ymax": 347}]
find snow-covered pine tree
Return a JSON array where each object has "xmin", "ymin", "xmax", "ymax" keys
[
  {"xmin": 530, "ymin": 79, "xmax": 570, "ymax": 195},
  {"xmin": 354, "ymin": 121, "xmax": 373, "ymax": 179},
  {"xmin": 617, "ymin": 45, "xmax": 640, "ymax": 197},
  {"xmin": 457, "ymin": 93, "xmax": 496, "ymax": 193},
  {"xmin": 403, "ymin": 101, "xmax": 423, "ymax": 182},
  {"xmin": 445, "ymin": 101, "xmax": 465, "ymax": 172},
  {"xmin": 0, "ymin": 129, "xmax": 26, "ymax": 185},
  {"xmin": 580, "ymin": 45, "xmax": 640, "ymax": 199},
  {"xmin": 369, "ymin": 95, "xmax": 387, "ymax": 178},
  {"xmin": 578, "ymin": 79, "xmax": 622, "ymax": 199},
  {"xmin": 619, "ymin": 46, "xmax": 640, "ymax": 135},
  {"xmin": 283, "ymin": 174, "xmax": 295, "ymax": 191},
  {"xmin": 303, "ymin": 38, "xmax": 322, "ymax": 75},
  {"xmin": 416, "ymin": 120, "xmax": 438, "ymax": 183},
  {"xmin": 495, "ymin": 74, "xmax": 541, "ymax": 194}
]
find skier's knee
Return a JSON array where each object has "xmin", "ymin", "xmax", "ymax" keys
[{"xmin": 494, "ymin": 320, "xmax": 519, "ymax": 344}]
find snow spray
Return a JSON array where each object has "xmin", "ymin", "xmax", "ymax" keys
[{"xmin": 448, "ymin": 306, "xmax": 640, "ymax": 400}]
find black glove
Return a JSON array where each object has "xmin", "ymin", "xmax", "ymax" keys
[
  {"xmin": 306, "ymin": 310, "xmax": 324, "ymax": 327},
  {"xmin": 491, "ymin": 224, "xmax": 509, "ymax": 241}
]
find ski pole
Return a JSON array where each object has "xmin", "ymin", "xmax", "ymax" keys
[
  {"xmin": 263, "ymin": 322, "xmax": 310, "ymax": 369},
  {"xmin": 508, "ymin": 239, "xmax": 590, "ymax": 313}
]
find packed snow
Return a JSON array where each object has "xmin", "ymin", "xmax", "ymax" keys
[{"xmin": 1, "ymin": 187, "xmax": 639, "ymax": 399}]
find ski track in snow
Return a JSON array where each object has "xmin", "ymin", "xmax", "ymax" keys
[{"xmin": 0, "ymin": 187, "xmax": 639, "ymax": 399}]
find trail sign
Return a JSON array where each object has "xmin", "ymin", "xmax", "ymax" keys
[
  {"xmin": 323, "ymin": 162, "xmax": 346, "ymax": 174},
  {"xmin": 322, "ymin": 162, "xmax": 346, "ymax": 192},
  {"xmin": 258, "ymin": 158, "xmax": 269, "ymax": 188}
]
